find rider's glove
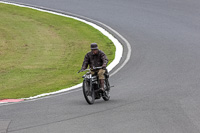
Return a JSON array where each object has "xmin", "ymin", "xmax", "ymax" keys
[
  {"xmin": 81, "ymin": 67, "xmax": 86, "ymax": 72},
  {"xmin": 102, "ymin": 63, "xmax": 106, "ymax": 69},
  {"xmin": 78, "ymin": 68, "xmax": 85, "ymax": 73}
]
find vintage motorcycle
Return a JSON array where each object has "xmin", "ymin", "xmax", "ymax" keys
[{"xmin": 78, "ymin": 67, "xmax": 110, "ymax": 105}]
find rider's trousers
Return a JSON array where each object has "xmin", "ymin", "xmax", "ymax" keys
[{"xmin": 91, "ymin": 69, "xmax": 105, "ymax": 80}]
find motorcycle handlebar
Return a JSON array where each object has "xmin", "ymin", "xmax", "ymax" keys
[
  {"xmin": 78, "ymin": 69, "xmax": 90, "ymax": 73},
  {"xmin": 78, "ymin": 66, "xmax": 103, "ymax": 73},
  {"xmin": 92, "ymin": 66, "xmax": 103, "ymax": 70}
]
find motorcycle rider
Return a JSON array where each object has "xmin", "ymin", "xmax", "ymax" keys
[{"xmin": 81, "ymin": 43, "xmax": 108, "ymax": 92}]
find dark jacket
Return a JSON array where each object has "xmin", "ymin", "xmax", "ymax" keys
[{"xmin": 82, "ymin": 50, "xmax": 108, "ymax": 69}]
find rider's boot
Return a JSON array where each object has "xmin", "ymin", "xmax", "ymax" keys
[{"xmin": 100, "ymin": 79, "xmax": 105, "ymax": 92}]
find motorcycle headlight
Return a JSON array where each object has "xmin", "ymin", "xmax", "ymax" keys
[{"xmin": 85, "ymin": 75, "xmax": 90, "ymax": 79}]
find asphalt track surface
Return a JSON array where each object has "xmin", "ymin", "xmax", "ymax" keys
[{"xmin": 1, "ymin": 0, "xmax": 200, "ymax": 133}]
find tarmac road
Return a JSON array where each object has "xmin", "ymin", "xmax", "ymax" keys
[{"xmin": 1, "ymin": 0, "xmax": 200, "ymax": 133}]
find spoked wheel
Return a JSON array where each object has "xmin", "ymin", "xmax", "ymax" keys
[
  {"xmin": 83, "ymin": 80, "xmax": 95, "ymax": 104},
  {"xmin": 102, "ymin": 79, "xmax": 110, "ymax": 101}
]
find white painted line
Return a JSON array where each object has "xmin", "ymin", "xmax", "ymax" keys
[
  {"xmin": 0, "ymin": 1, "xmax": 131, "ymax": 101},
  {"xmin": 24, "ymin": 83, "xmax": 82, "ymax": 100}
]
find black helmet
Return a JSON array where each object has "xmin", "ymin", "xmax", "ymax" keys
[{"xmin": 91, "ymin": 43, "xmax": 98, "ymax": 50}]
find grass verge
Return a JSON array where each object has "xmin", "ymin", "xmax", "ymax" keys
[{"xmin": 0, "ymin": 3, "xmax": 115, "ymax": 99}]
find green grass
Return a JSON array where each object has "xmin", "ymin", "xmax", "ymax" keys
[{"xmin": 0, "ymin": 3, "xmax": 115, "ymax": 99}]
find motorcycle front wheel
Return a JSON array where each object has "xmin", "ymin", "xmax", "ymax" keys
[{"xmin": 83, "ymin": 79, "xmax": 95, "ymax": 104}]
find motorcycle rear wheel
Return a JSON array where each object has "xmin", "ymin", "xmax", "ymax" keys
[{"xmin": 102, "ymin": 79, "xmax": 110, "ymax": 101}]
